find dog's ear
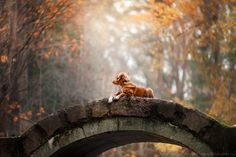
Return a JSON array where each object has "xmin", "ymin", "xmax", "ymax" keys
[
  {"xmin": 122, "ymin": 72, "xmax": 130, "ymax": 82},
  {"xmin": 117, "ymin": 73, "xmax": 122, "ymax": 81}
]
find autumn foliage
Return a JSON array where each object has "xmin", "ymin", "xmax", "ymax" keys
[{"xmin": 0, "ymin": 0, "xmax": 236, "ymax": 156}]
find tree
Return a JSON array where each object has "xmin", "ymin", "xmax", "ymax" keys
[{"xmin": 0, "ymin": 0, "xmax": 74, "ymax": 136}]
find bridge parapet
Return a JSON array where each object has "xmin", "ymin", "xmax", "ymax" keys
[{"xmin": 0, "ymin": 97, "xmax": 235, "ymax": 157}]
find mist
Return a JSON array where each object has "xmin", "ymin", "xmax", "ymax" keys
[{"xmin": 68, "ymin": 0, "xmax": 157, "ymax": 102}]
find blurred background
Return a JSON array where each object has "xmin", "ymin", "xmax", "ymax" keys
[{"xmin": 0, "ymin": 0, "xmax": 235, "ymax": 156}]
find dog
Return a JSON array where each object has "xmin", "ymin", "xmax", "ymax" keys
[{"xmin": 108, "ymin": 72, "xmax": 154, "ymax": 103}]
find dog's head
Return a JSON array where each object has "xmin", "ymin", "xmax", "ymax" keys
[{"xmin": 112, "ymin": 72, "xmax": 130, "ymax": 85}]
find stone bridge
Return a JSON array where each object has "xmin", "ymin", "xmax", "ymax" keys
[{"xmin": 0, "ymin": 97, "xmax": 236, "ymax": 157}]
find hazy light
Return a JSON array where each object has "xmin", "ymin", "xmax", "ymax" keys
[
  {"xmin": 178, "ymin": 26, "xmax": 183, "ymax": 33},
  {"xmin": 127, "ymin": 55, "xmax": 136, "ymax": 68},
  {"xmin": 123, "ymin": 1, "xmax": 135, "ymax": 8},
  {"xmin": 163, "ymin": 49, "xmax": 171, "ymax": 74},
  {"xmin": 140, "ymin": 23, "xmax": 147, "ymax": 31},
  {"xmin": 225, "ymin": 5, "xmax": 231, "ymax": 15},
  {"xmin": 160, "ymin": 37, "xmax": 165, "ymax": 42},
  {"xmin": 129, "ymin": 10, "xmax": 138, "ymax": 15},
  {"xmin": 207, "ymin": 51, "xmax": 211, "ymax": 59},
  {"xmin": 171, "ymin": 81, "xmax": 177, "ymax": 94},
  {"xmin": 172, "ymin": 3, "xmax": 177, "ymax": 8},
  {"xmin": 165, "ymin": 37, "xmax": 170, "ymax": 42},
  {"xmin": 113, "ymin": 2, "xmax": 125, "ymax": 13},
  {"xmin": 81, "ymin": 0, "xmax": 154, "ymax": 96},
  {"xmin": 105, "ymin": 14, "xmax": 116, "ymax": 22},
  {"xmin": 163, "ymin": 61, "xmax": 169, "ymax": 73},
  {"xmin": 113, "ymin": 1, "xmax": 135, "ymax": 14},
  {"xmin": 196, "ymin": 29, "xmax": 202, "ymax": 36},
  {"xmin": 179, "ymin": 68, "xmax": 183, "ymax": 81},
  {"xmin": 187, "ymin": 53, "xmax": 192, "ymax": 60},
  {"xmin": 184, "ymin": 92, "xmax": 189, "ymax": 99},
  {"xmin": 130, "ymin": 25, "xmax": 138, "ymax": 34},
  {"xmin": 109, "ymin": 36, "xmax": 115, "ymax": 43},
  {"xmin": 133, "ymin": 74, "xmax": 147, "ymax": 85},
  {"xmin": 140, "ymin": 9, "xmax": 146, "ymax": 14},
  {"xmin": 120, "ymin": 36, "xmax": 127, "ymax": 42},
  {"xmin": 223, "ymin": 58, "xmax": 230, "ymax": 70}
]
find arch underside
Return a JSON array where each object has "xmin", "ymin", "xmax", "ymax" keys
[
  {"xmin": 31, "ymin": 117, "xmax": 213, "ymax": 157},
  {"xmin": 51, "ymin": 131, "xmax": 193, "ymax": 157}
]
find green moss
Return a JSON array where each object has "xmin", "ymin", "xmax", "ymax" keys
[{"xmin": 219, "ymin": 121, "xmax": 232, "ymax": 128}]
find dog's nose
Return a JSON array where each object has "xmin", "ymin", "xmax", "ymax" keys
[{"xmin": 112, "ymin": 80, "xmax": 117, "ymax": 84}]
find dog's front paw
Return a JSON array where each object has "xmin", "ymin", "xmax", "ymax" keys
[
  {"xmin": 108, "ymin": 96, "xmax": 113, "ymax": 103},
  {"xmin": 113, "ymin": 95, "xmax": 120, "ymax": 100}
]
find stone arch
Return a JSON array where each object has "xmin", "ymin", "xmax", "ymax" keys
[
  {"xmin": 1, "ymin": 97, "xmax": 235, "ymax": 157},
  {"xmin": 31, "ymin": 117, "xmax": 213, "ymax": 157}
]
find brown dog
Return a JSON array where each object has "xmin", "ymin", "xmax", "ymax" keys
[{"xmin": 108, "ymin": 72, "xmax": 154, "ymax": 103}]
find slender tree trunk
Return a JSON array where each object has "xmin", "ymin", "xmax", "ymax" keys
[{"xmin": 6, "ymin": 0, "xmax": 19, "ymax": 136}]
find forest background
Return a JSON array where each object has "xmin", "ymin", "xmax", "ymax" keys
[{"xmin": 0, "ymin": 0, "xmax": 235, "ymax": 156}]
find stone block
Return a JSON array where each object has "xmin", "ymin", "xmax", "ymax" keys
[
  {"xmin": 22, "ymin": 125, "xmax": 46, "ymax": 156},
  {"xmin": 64, "ymin": 105, "xmax": 87, "ymax": 124},
  {"xmin": 182, "ymin": 111, "xmax": 209, "ymax": 133},
  {"xmin": 38, "ymin": 114, "xmax": 63, "ymax": 137}
]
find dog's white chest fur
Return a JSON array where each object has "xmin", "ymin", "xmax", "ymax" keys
[{"xmin": 108, "ymin": 86, "xmax": 123, "ymax": 103}]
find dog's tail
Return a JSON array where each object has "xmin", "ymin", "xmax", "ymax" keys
[{"xmin": 146, "ymin": 88, "xmax": 154, "ymax": 98}]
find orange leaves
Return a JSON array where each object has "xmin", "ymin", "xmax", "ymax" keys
[
  {"xmin": 163, "ymin": 0, "xmax": 175, "ymax": 5},
  {"xmin": 124, "ymin": 151, "xmax": 136, "ymax": 157},
  {"xmin": 46, "ymin": 0, "xmax": 74, "ymax": 19},
  {"xmin": 77, "ymin": 0, "xmax": 84, "ymax": 5},
  {"xmin": 39, "ymin": 106, "xmax": 45, "ymax": 113},
  {"xmin": 12, "ymin": 110, "xmax": 33, "ymax": 123},
  {"xmin": 11, "ymin": 106, "xmax": 46, "ymax": 123},
  {"xmin": 42, "ymin": 37, "xmax": 80, "ymax": 60},
  {"xmin": 148, "ymin": 0, "xmax": 156, "ymax": 3},
  {"xmin": 12, "ymin": 116, "xmax": 18, "ymax": 123},
  {"xmin": 70, "ymin": 38, "xmax": 80, "ymax": 53},
  {"xmin": 154, "ymin": 143, "xmax": 183, "ymax": 153},
  {"xmin": 146, "ymin": 0, "xmax": 180, "ymax": 31},
  {"xmin": 34, "ymin": 19, "xmax": 40, "ymax": 25},
  {"xmin": 43, "ymin": 50, "xmax": 54, "ymax": 59},
  {"xmin": 4, "ymin": 101, "xmax": 46, "ymax": 123},
  {"xmin": 36, "ymin": 106, "xmax": 46, "ymax": 116},
  {"xmin": 49, "ymin": 5, "xmax": 59, "ymax": 15},
  {"xmin": 33, "ymin": 32, "xmax": 40, "ymax": 38},
  {"xmin": 178, "ymin": 0, "xmax": 202, "ymax": 20},
  {"xmin": 63, "ymin": 2, "xmax": 75, "ymax": 19},
  {"xmin": 36, "ymin": 5, "xmax": 45, "ymax": 16},
  {"xmin": 209, "ymin": 84, "xmax": 235, "ymax": 123},
  {"xmin": 0, "ymin": 25, "xmax": 8, "ymax": 33},
  {"xmin": 6, "ymin": 102, "xmax": 21, "ymax": 114},
  {"xmin": 0, "ymin": 55, "xmax": 8, "ymax": 63},
  {"xmin": 32, "ymin": 0, "xmax": 79, "ymax": 61},
  {"xmin": 32, "ymin": 0, "xmax": 74, "ymax": 32}
]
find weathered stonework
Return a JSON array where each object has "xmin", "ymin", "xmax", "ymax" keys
[
  {"xmin": 0, "ymin": 97, "xmax": 235, "ymax": 157},
  {"xmin": 38, "ymin": 114, "xmax": 63, "ymax": 137},
  {"xmin": 182, "ymin": 111, "xmax": 210, "ymax": 133},
  {"xmin": 64, "ymin": 105, "xmax": 87, "ymax": 124},
  {"xmin": 22, "ymin": 125, "xmax": 47, "ymax": 156},
  {"xmin": 91, "ymin": 101, "xmax": 109, "ymax": 118}
]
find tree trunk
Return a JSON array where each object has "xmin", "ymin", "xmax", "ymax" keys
[{"xmin": 5, "ymin": 0, "xmax": 19, "ymax": 136}]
